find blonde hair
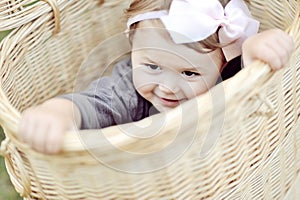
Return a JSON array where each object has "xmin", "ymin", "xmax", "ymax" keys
[{"xmin": 124, "ymin": 0, "xmax": 242, "ymax": 55}]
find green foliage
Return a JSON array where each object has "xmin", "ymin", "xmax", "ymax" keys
[
  {"xmin": 0, "ymin": 128, "xmax": 22, "ymax": 200},
  {"xmin": 0, "ymin": 30, "xmax": 12, "ymax": 42},
  {"xmin": 24, "ymin": 0, "xmax": 40, "ymax": 8}
]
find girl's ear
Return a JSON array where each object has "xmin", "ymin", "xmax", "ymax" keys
[{"xmin": 127, "ymin": 23, "xmax": 138, "ymax": 45}]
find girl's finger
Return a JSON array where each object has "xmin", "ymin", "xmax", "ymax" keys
[{"xmin": 46, "ymin": 123, "xmax": 64, "ymax": 154}]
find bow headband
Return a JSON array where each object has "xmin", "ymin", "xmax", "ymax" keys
[{"xmin": 127, "ymin": 0, "xmax": 260, "ymax": 61}]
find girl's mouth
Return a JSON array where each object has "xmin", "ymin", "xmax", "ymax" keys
[{"xmin": 159, "ymin": 97, "xmax": 181, "ymax": 107}]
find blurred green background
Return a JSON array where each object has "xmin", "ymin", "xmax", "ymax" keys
[
  {"xmin": 0, "ymin": 30, "xmax": 22, "ymax": 199},
  {"xmin": 0, "ymin": 128, "xmax": 22, "ymax": 200}
]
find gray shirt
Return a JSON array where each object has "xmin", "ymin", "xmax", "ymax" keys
[{"xmin": 61, "ymin": 57, "xmax": 154, "ymax": 129}]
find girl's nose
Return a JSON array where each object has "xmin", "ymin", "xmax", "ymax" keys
[
  {"xmin": 158, "ymin": 82, "xmax": 180, "ymax": 94},
  {"xmin": 156, "ymin": 70, "xmax": 181, "ymax": 94}
]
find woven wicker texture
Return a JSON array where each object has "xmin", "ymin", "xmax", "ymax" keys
[{"xmin": 0, "ymin": 0, "xmax": 300, "ymax": 199}]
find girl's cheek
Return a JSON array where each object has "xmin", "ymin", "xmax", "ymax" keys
[
  {"xmin": 135, "ymin": 84, "xmax": 154, "ymax": 102},
  {"xmin": 185, "ymin": 80, "xmax": 211, "ymax": 99},
  {"xmin": 133, "ymin": 68, "xmax": 158, "ymax": 88},
  {"xmin": 133, "ymin": 73, "xmax": 155, "ymax": 99},
  {"xmin": 132, "ymin": 68, "xmax": 144, "ymax": 87}
]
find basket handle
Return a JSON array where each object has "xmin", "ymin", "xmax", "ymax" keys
[
  {"xmin": 41, "ymin": 0, "xmax": 61, "ymax": 34},
  {"xmin": 0, "ymin": 138, "xmax": 31, "ymax": 198},
  {"xmin": 0, "ymin": 87, "xmax": 21, "ymax": 137}
]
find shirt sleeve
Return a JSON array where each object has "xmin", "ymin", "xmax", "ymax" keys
[{"xmin": 60, "ymin": 57, "xmax": 151, "ymax": 129}]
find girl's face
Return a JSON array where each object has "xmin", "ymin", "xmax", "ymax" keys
[{"xmin": 131, "ymin": 20, "xmax": 224, "ymax": 112}]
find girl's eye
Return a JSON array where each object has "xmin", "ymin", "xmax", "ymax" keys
[
  {"xmin": 182, "ymin": 71, "xmax": 200, "ymax": 77},
  {"xmin": 146, "ymin": 64, "xmax": 161, "ymax": 71}
]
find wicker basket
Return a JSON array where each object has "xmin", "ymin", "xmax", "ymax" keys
[{"xmin": 0, "ymin": 0, "xmax": 300, "ymax": 199}]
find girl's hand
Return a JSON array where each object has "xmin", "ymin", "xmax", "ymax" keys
[
  {"xmin": 242, "ymin": 28, "xmax": 294, "ymax": 70},
  {"xmin": 18, "ymin": 98, "xmax": 81, "ymax": 154}
]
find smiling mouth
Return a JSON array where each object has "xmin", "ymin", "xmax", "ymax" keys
[
  {"xmin": 162, "ymin": 98, "xmax": 179, "ymax": 102},
  {"xmin": 159, "ymin": 97, "xmax": 181, "ymax": 107}
]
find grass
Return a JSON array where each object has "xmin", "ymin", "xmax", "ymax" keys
[
  {"xmin": 0, "ymin": 30, "xmax": 12, "ymax": 42},
  {"xmin": 0, "ymin": 128, "xmax": 22, "ymax": 200}
]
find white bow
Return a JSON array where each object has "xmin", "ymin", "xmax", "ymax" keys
[{"xmin": 127, "ymin": 0, "xmax": 260, "ymax": 61}]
